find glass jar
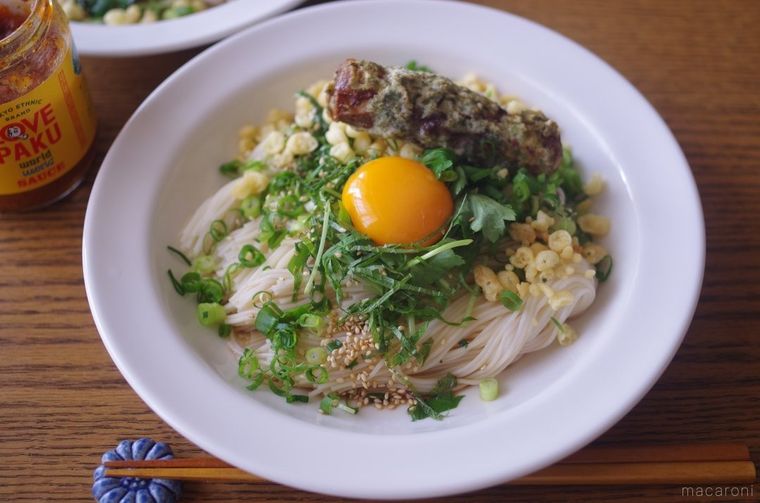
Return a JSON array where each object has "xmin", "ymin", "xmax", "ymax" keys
[{"xmin": 0, "ymin": 0, "xmax": 97, "ymax": 212}]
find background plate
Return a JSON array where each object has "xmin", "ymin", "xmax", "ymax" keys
[{"xmin": 71, "ymin": 0, "xmax": 303, "ymax": 57}]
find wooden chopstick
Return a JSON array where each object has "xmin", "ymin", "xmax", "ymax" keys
[
  {"xmin": 104, "ymin": 442, "xmax": 757, "ymax": 486},
  {"xmin": 106, "ymin": 458, "xmax": 235, "ymax": 469},
  {"xmin": 105, "ymin": 467, "xmax": 263, "ymax": 483},
  {"xmin": 560, "ymin": 442, "xmax": 751, "ymax": 464},
  {"xmin": 105, "ymin": 462, "xmax": 757, "ymax": 485},
  {"xmin": 511, "ymin": 461, "xmax": 756, "ymax": 485}
]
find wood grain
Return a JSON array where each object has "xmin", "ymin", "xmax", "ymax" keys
[{"xmin": 1, "ymin": 1, "xmax": 759, "ymax": 501}]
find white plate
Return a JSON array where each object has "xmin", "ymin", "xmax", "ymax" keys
[
  {"xmin": 83, "ymin": 0, "xmax": 704, "ymax": 499},
  {"xmin": 71, "ymin": 0, "xmax": 303, "ymax": 57}
]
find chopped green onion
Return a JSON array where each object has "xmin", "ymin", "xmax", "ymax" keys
[
  {"xmin": 167, "ymin": 245, "xmax": 191, "ymax": 266},
  {"xmin": 255, "ymin": 302, "xmax": 282, "ymax": 334},
  {"xmin": 326, "ymin": 339, "xmax": 343, "ymax": 352},
  {"xmin": 259, "ymin": 215, "xmax": 285, "ymax": 249},
  {"xmin": 543, "ymin": 192, "xmax": 560, "ymax": 209},
  {"xmin": 197, "ymin": 303, "xmax": 226, "ymax": 326},
  {"xmin": 595, "ymin": 255, "xmax": 613, "ymax": 282},
  {"xmin": 283, "ymin": 303, "xmax": 312, "ymax": 322},
  {"xmin": 197, "ymin": 279, "xmax": 224, "ymax": 303},
  {"xmin": 208, "ymin": 220, "xmax": 228, "ymax": 242},
  {"xmin": 529, "ymin": 195, "xmax": 540, "ymax": 216},
  {"xmin": 305, "ymin": 347, "xmax": 327, "ymax": 365},
  {"xmin": 553, "ymin": 216, "xmax": 577, "ymax": 235},
  {"xmin": 218, "ymin": 323, "xmax": 232, "ymax": 338},
  {"xmin": 498, "ymin": 290, "xmax": 523, "ymax": 311},
  {"xmin": 245, "ymin": 373, "xmax": 264, "ymax": 391},
  {"xmin": 268, "ymin": 379, "xmax": 288, "ymax": 397},
  {"xmin": 277, "ymin": 194, "xmax": 302, "ymax": 217},
  {"xmin": 337, "ymin": 402, "xmax": 358, "ymax": 414},
  {"xmin": 238, "ymin": 244, "xmax": 265, "ymax": 268},
  {"xmin": 479, "ymin": 378, "xmax": 499, "ymax": 401},
  {"xmin": 287, "ymin": 214, "xmax": 309, "ymax": 234},
  {"xmin": 219, "ymin": 160, "xmax": 241, "ymax": 178},
  {"xmin": 191, "ymin": 255, "xmax": 217, "ymax": 275},
  {"xmin": 180, "ymin": 272, "xmax": 202, "ymax": 293},
  {"xmin": 298, "ymin": 313, "xmax": 324, "ymax": 330},
  {"xmin": 162, "ymin": 5, "xmax": 194, "ymax": 19},
  {"xmin": 272, "ymin": 324, "xmax": 298, "ymax": 349},
  {"xmin": 576, "ymin": 229, "xmax": 592, "ymax": 245},
  {"xmin": 305, "ymin": 366, "xmax": 329, "ymax": 384},
  {"xmin": 274, "ymin": 352, "xmax": 296, "ymax": 371},
  {"xmin": 201, "ymin": 234, "xmax": 215, "ymax": 255},
  {"xmin": 238, "ymin": 348, "xmax": 259, "ymax": 378},
  {"xmin": 512, "ymin": 178, "xmax": 531, "ymax": 203},
  {"xmin": 251, "ymin": 290, "xmax": 273, "ymax": 308},
  {"xmin": 240, "ymin": 195, "xmax": 262, "ymax": 219},
  {"xmin": 223, "ymin": 263, "xmax": 242, "ymax": 293},
  {"xmin": 242, "ymin": 160, "xmax": 266, "ymax": 172},
  {"xmin": 320, "ymin": 394, "xmax": 338, "ymax": 414},
  {"xmin": 286, "ymin": 394, "xmax": 309, "ymax": 404}
]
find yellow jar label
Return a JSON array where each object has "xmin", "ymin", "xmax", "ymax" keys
[{"xmin": 0, "ymin": 46, "xmax": 96, "ymax": 195}]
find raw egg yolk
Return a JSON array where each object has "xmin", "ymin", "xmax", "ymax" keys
[{"xmin": 342, "ymin": 156, "xmax": 454, "ymax": 245}]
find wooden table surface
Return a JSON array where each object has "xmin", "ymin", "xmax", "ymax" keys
[{"xmin": 2, "ymin": 0, "xmax": 759, "ymax": 501}]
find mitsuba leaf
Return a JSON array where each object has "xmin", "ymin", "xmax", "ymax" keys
[
  {"xmin": 408, "ymin": 373, "xmax": 464, "ymax": 421},
  {"xmin": 420, "ymin": 148, "xmax": 457, "ymax": 179},
  {"xmin": 468, "ymin": 194, "xmax": 516, "ymax": 242}
]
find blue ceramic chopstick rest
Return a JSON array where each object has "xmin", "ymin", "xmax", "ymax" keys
[{"xmin": 92, "ymin": 438, "xmax": 183, "ymax": 503}]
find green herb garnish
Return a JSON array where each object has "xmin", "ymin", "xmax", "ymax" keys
[
  {"xmin": 405, "ymin": 60, "xmax": 433, "ymax": 73},
  {"xmin": 499, "ymin": 290, "xmax": 523, "ymax": 311},
  {"xmin": 468, "ymin": 194, "xmax": 516, "ymax": 243},
  {"xmin": 595, "ymin": 255, "xmax": 613, "ymax": 282},
  {"xmin": 550, "ymin": 316, "xmax": 565, "ymax": 332},
  {"xmin": 408, "ymin": 373, "xmax": 464, "ymax": 421}
]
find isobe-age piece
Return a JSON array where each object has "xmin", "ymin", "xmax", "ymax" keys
[
  {"xmin": 342, "ymin": 156, "xmax": 453, "ymax": 245},
  {"xmin": 327, "ymin": 59, "xmax": 562, "ymax": 174}
]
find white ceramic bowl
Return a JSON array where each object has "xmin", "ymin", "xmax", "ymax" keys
[
  {"xmin": 71, "ymin": 0, "xmax": 303, "ymax": 57},
  {"xmin": 83, "ymin": 0, "xmax": 704, "ymax": 498}
]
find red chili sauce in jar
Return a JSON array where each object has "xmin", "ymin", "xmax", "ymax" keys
[
  {"xmin": 0, "ymin": 5, "xmax": 27, "ymax": 39},
  {"xmin": 0, "ymin": 0, "xmax": 97, "ymax": 212}
]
